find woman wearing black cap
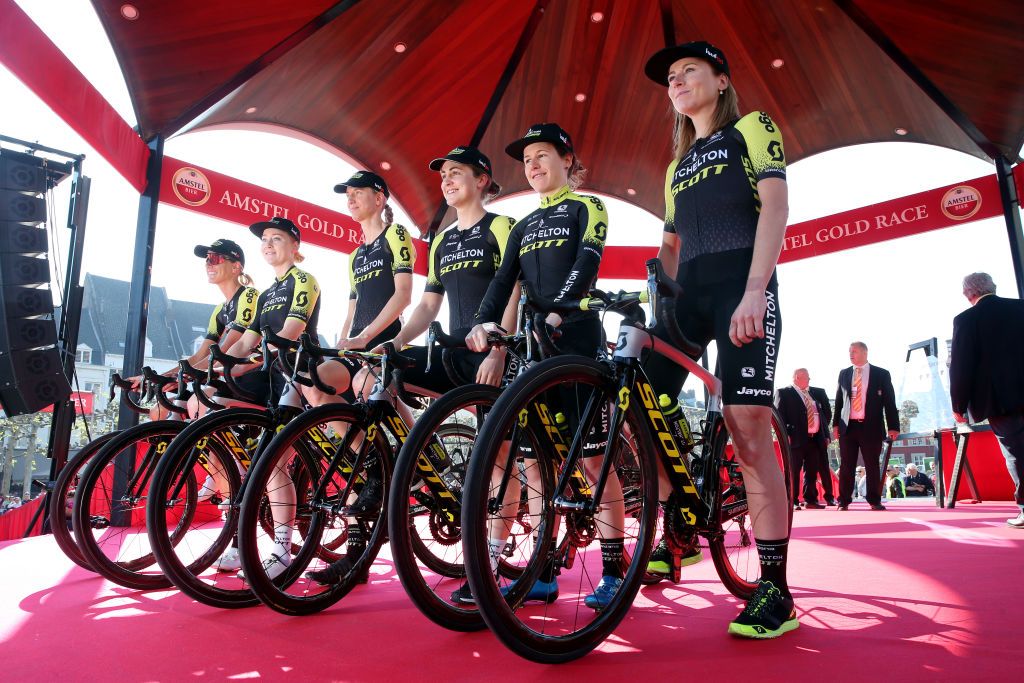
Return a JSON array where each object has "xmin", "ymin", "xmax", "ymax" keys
[
  {"xmin": 136, "ymin": 238, "xmax": 258, "ymax": 420},
  {"xmin": 305, "ymin": 171, "xmax": 414, "ymax": 404},
  {"xmin": 210, "ymin": 216, "xmax": 320, "ymax": 578},
  {"xmin": 380, "ymin": 146, "xmax": 518, "ymax": 391},
  {"xmin": 465, "ymin": 123, "xmax": 627, "ymax": 609},
  {"xmin": 643, "ymin": 41, "xmax": 795, "ymax": 638}
]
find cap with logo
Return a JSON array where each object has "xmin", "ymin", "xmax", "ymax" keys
[
  {"xmin": 249, "ymin": 216, "xmax": 302, "ymax": 243},
  {"xmin": 193, "ymin": 238, "xmax": 245, "ymax": 266},
  {"xmin": 505, "ymin": 123, "xmax": 574, "ymax": 161},
  {"xmin": 429, "ymin": 146, "xmax": 501, "ymax": 195},
  {"xmin": 333, "ymin": 170, "xmax": 390, "ymax": 198},
  {"xmin": 644, "ymin": 40, "xmax": 730, "ymax": 85}
]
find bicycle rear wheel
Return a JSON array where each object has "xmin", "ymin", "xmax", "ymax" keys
[
  {"xmin": 50, "ymin": 431, "xmax": 119, "ymax": 571},
  {"xmin": 147, "ymin": 408, "xmax": 261, "ymax": 608},
  {"xmin": 462, "ymin": 357, "xmax": 658, "ymax": 663},
  {"xmin": 389, "ymin": 384, "xmax": 498, "ymax": 632},
  {"xmin": 72, "ymin": 421, "xmax": 190, "ymax": 589},
  {"xmin": 237, "ymin": 403, "xmax": 391, "ymax": 616},
  {"xmin": 706, "ymin": 407, "xmax": 793, "ymax": 599}
]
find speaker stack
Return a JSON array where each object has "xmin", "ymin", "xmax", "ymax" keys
[{"xmin": 0, "ymin": 148, "xmax": 71, "ymax": 416}]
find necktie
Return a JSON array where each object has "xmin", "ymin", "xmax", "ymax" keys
[
  {"xmin": 800, "ymin": 389, "xmax": 818, "ymax": 434},
  {"xmin": 852, "ymin": 366, "xmax": 864, "ymax": 415}
]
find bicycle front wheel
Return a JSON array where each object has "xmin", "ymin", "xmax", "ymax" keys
[
  {"xmin": 461, "ymin": 356, "xmax": 658, "ymax": 663},
  {"xmin": 389, "ymin": 383, "xmax": 498, "ymax": 633},
  {"xmin": 72, "ymin": 421, "xmax": 189, "ymax": 589}
]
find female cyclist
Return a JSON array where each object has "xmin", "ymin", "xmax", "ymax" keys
[
  {"xmin": 643, "ymin": 41, "xmax": 794, "ymax": 638},
  {"xmin": 213, "ymin": 216, "xmax": 321, "ymax": 579},
  {"xmin": 466, "ymin": 123, "xmax": 626, "ymax": 609},
  {"xmin": 303, "ymin": 171, "xmax": 414, "ymax": 585}
]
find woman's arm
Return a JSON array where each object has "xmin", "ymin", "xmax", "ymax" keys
[{"xmin": 341, "ymin": 272, "xmax": 412, "ymax": 349}]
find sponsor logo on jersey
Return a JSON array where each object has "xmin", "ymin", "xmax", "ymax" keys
[
  {"xmin": 940, "ymin": 185, "xmax": 981, "ymax": 221},
  {"xmin": 171, "ymin": 167, "xmax": 211, "ymax": 207},
  {"xmin": 439, "ymin": 247, "xmax": 485, "ymax": 266},
  {"xmin": 763, "ymin": 289, "xmax": 778, "ymax": 382},
  {"xmin": 741, "ymin": 367, "xmax": 755, "ymax": 378},
  {"xmin": 556, "ymin": 204, "xmax": 568, "ymax": 213},
  {"xmin": 736, "ymin": 387, "xmax": 773, "ymax": 397}
]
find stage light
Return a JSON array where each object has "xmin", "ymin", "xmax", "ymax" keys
[
  {"xmin": 245, "ymin": 107, "xmax": 257, "ymax": 114},
  {"xmin": 771, "ymin": 58, "xmax": 785, "ymax": 69},
  {"xmin": 120, "ymin": 4, "xmax": 139, "ymax": 21},
  {"xmin": 590, "ymin": 12, "xmax": 604, "ymax": 23},
  {"xmin": 895, "ymin": 127, "xmax": 908, "ymax": 136},
  {"xmin": 626, "ymin": 188, "xmax": 637, "ymax": 196},
  {"xmin": 380, "ymin": 161, "xmax": 392, "ymax": 171},
  {"xmin": 575, "ymin": 93, "xmax": 587, "ymax": 102},
  {"xmin": 394, "ymin": 43, "xmax": 407, "ymax": 53}
]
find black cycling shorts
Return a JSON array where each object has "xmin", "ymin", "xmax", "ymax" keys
[
  {"xmin": 397, "ymin": 345, "xmax": 497, "ymax": 395},
  {"xmin": 219, "ymin": 367, "xmax": 286, "ymax": 406},
  {"xmin": 645, "ymin": 277, "xmax": 781, "ymax": 407},
  {"xmin": 325, "ymin": 320, "xmax": 403, "ymax": 402}
]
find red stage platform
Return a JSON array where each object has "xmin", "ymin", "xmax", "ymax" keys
[{"xmin": 2, "ymin": 501, "xmax": 1021, "ymax": 681}]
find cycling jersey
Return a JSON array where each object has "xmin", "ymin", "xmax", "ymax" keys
[
  {"xmin": 475, "ymin": 186, "xmax": 607, "ymax": 325},
  {"xmin": 205, "ymin": 285, "xmax": 260, "ymax": 341},
  {"xmin": 348, "ymin": 223, "xmax": 414, "ymax": 337},
  {"xmin": 247, "ymin": 265, "xmax": 320, "ymax": 339},
  {"xmin": 664, "ymin": 111, "xmax": 786, "ymax": 285},
  {"xmin": 425, "ymin": 213, "xmax": 514, "ymax": 335}
]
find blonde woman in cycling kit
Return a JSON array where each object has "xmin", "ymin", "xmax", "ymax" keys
[
  {"xmin": 305, "ymin": 171, "xmax": 415, "ymax": 585},
  {"xmin": 467, "ymin": 123, "xmax": 627, "ymax": 610},
  {"xmin": 643, "ymin": 41, "xmax": 795, "ymax": 638},
  {"xmin": 213, "ymin": 217, "xmax": 321, "ymax": 579}
]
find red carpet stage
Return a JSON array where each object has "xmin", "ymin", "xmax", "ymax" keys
[{"xmin": 2, "ymin": 501, "xmax": 1021, "ymax": 682}]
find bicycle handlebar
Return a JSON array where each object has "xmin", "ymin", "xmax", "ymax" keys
[
  {"xmin": 109, "ymin": 373, "xmax": 149, "ymax": 415},
  {"xmin": 141, "ymin": 366, "xmax": 187, "ymax": 415}
]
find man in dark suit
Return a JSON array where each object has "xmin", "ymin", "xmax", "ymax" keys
[
  {"xmin": 776, "ymin": 369, "xmax": 833, "ymax": 509},
  {"xmin": 833, "ymin": 342, "xmax": 900, "ymax": 510},
  {"xmin": 950, "ymin": 272, "xmax": 1024, "ymax": 529}
]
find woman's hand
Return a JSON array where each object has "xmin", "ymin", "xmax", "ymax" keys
[
  {"xmin": 466, "ymin": 324, "xmax": 493, "ymax": 353},
  {"xmin": 729, "ymin": 290, "xmax": 767, "ymax": 347},
  {"xmin": 475, "ymin": 347, "xmax": 506, "ymax": 386},
  {"xmin": 337, "ymin": 334, "xmax": 367, "ymax": 351}
]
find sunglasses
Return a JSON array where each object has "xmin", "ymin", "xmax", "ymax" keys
[{"xmin": 205, "ymin": 253, "xmax": 233, "ymax": 265}]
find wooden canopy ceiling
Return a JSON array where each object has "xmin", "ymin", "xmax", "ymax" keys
[{"xmin": 92, "ymin": 0, "xmax": 1024, "ymax": 231}]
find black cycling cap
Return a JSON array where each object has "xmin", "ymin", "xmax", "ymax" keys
[
  {"xmin": 194, "ymin": 238, "xmax": 245, "ymax": 266},
  {"xmin": 429, "ymin": 146, "xmax": 501, "ymax": 195},
  {"xmin": 249, "ymin": 216, "xmax": 301, "ymax": 243},
  {"xmin": 644, "ymin": 41, "xmax": 730, "ymax": 85},
  {"xmin": 505, "ymin": 123, "xmax": 574, "ymax": 161},
  {"xmin": 333, "ymin": 170, "xmax": 390, "ymax": 198}
]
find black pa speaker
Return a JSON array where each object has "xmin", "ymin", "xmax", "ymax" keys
[{"xmin": 0, "ymin": 149, "xmax": 70, "ymax": 416}]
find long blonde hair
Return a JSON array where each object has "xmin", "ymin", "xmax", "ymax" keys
[
  {"xmin": 672, "ymin": 80, "xmax": 740, "ymax": 159},
  {"xmin": 554, "ymin": 142, "xmax": 587, "ymax": 190}
]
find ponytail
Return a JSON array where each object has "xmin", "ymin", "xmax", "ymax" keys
[
  {"xmin": 237, "ymin": 272, "xmax": 254, "ymax": 287},
  {"xmin": 383, "ymin": 203, "xmax": 394, "ymax": 226},
  {"xmin": 555, "ymin": 142, "xmax": 587, "ymax": 190}
]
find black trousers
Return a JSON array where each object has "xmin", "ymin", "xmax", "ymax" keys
[
  {"xmin": 838, "ymin": 422, "xmax": 884, "ymax": 506},
  {"xmin": 790, "ymin": 439, "xmax": 821, "ymax": 504},
  {"xmin": 816, "ymin": 443, "xmax": 835, "ymax": 502},
  {"xmin": 988, "ymin": 411, "xmax": 1024, "ymax": 508}
]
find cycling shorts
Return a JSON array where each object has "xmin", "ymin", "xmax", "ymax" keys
[{"xmin": 644, "ymin": 277, "xmax": 781, "ymax": 407}]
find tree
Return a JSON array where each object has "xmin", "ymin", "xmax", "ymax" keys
[{"xmin": 0, "ymin": 412, "xmax": 51, "ymax": 497}]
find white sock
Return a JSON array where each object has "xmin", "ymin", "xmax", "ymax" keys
[
  {"xmin": 274, "ymin": 526, "xmax": 292, "ymax": 555},
  {"xmin": 487, "ymin": 538, "xmax": 505, "ymax": 573}
]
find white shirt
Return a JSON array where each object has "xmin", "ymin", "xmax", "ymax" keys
[
  {"xmin": 851, "ymin": 363, "xmax": 870, "ymax": 420},
  {"xmin": 793, "ymin": 385, "xmax": 820, "ymax": 434}
]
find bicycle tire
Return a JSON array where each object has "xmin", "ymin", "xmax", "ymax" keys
[
  {"xmin": 147, "ymin": 408, "xmax": 262, "ymax": 608},
  {"xmin": 72, "ymin": 421, "xmax": 192, "ymax": 589},
  {"xmin": 707, "ymin": 407, "xmax": 794, "ymax": 599},
  {"xmin": 49, "ymin": 431, "xmax": 120, "ymax": 571},
  {"xmin": 462, "ymin": 356, "xmax": 659, "ymax": 663},
  {"xmin": 237, "ymin": 403, "xmax": 392, "ymax": 616},
  {"xmin": 389, "ymin": 383, "xmax": 499, "ymax": 632}
]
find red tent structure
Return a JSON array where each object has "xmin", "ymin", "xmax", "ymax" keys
[{"xmin": 1, "ymin": 0, "xmax": 1023, "ymax": 430}]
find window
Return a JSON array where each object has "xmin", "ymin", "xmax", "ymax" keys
[
  {"xmin": 75, "ymin": 345, "xmax": 92, "ymax": 364},
  {"xmin": 193, "ymin": 336, "xmax": 205, "ymax": 354},
  {"xmin": 84, "ymin": 382, "xmax": 103, "ymax": 394}
]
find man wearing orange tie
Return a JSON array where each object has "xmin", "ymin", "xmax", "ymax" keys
[{"xmin": 833, "ymin": 342, "xmax": 900, "ymax": 510}]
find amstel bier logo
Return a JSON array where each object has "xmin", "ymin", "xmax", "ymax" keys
[
  {"xmin": 172, "ymin": 167, "xmax": 211, "ymax": 207},
  {"xmin": 940, "ymin": 185, "xmax": 981, "ymax": 221}
]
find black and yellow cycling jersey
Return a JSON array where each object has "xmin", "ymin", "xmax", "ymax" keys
[
  {"xmin": 205, "ymin": 285, "xmax": 260, "ymax": 342},
  {"xmin": 425, "ymin": 213, "xmax": 514, "ymax": 336},
  {"xmin": 348, "ymin": 223, "xmax": 415, "ymax": 337},
  {"xmin": 248, "ymin": 265, "xmax": 320, "ymax": 339},
  {"xmin": 664, "ymin": 111, "xmax": 786, "ymax": 285},
  {"xmin": 475, "ymin": 185, "xmax": 607, "ymax": 325}
]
